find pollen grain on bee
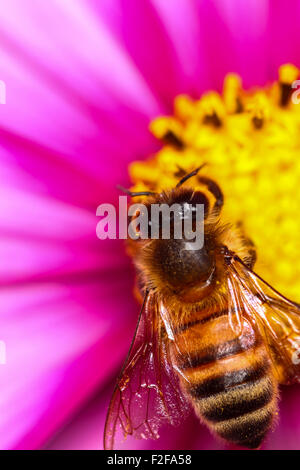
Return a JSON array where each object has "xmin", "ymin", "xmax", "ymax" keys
[{"xmin": 95, "ymin": 196, "xmax": 205, "ymax": 250}]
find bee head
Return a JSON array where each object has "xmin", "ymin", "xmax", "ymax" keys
[
  {"xmin": 121, "ymin": 166, "xmax": 222, "ymax": 301},
  {"xmin": 133, "ymin": 188, "xmax": 217, "ymax": 301}
]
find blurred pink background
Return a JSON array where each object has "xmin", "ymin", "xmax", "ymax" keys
[{"xmin": 0, "ymin": 0, "xmax": 300, "ymax": 450}]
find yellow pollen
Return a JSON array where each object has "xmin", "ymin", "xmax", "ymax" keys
[
  {"xmin": 129, "ymin": 64, "xmax": 300, "ymax": 301},
  {"xmin": 279, "ymin": 63, "xmax": 299, "ymax": 84}
]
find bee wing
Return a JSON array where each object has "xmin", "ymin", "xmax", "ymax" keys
[
  {"xmin": 227, "ymin": 256, "xmax": 300, "ymax": 385},
  {"xmin": 104, "ymin": 291, "xmax": 191, "ymax": 450}
]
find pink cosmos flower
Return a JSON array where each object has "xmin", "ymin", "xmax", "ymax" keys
[{"xmin": 1, "ymin": 0, "xmax": 300, "ymax": 450}]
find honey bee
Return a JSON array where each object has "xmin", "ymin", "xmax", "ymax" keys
[{"xmin": 104, "ymin": 167, "xmax": 300, "ymax": 450}]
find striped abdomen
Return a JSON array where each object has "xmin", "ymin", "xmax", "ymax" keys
[{"xmin": 173, "ymin": 310, "xmax": 278, "ymax": 449}]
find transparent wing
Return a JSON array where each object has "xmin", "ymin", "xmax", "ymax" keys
[
  {"xmin": 227, "ymin": 255, "xmax": 300, "ymax": 385},
  {"xmin": 104, "ymin": 291, "xmax": 191, "ymax": 450}
]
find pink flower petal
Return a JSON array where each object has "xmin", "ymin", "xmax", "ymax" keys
[
  {"xmin": 46, "ymin": 381, "xmax": 226, "ymax": 450},
  {"xmin": 0, "ymin": 185, "xmax": 95, "ymax": 242},
  {"xmin": 263, "ymin": 385, "xmax": 300, "ymax": 450},
  {"xmin": 0, "ymin": 0, "xmax": 161, "ymax": 166},
  {"xmin": 96, "ymin": 0, "xmax": 196, "ymax": 107},
  {"xmin": 211, "ymin": 0, "xmax": 270, "ymax": 87},
  {"xmin": 0, "ymin": 275, "xmax": 138, "ymax": 449},
  {"xmin": 267, "ymin": 0, "xmax": 300, "ymax": 72},
  {"xmin": 195, "ymin": 0, "xmax": 270, "ymax": 90},
  {"xmin": 0, "ymin": 0, "xmax": 299, "ymax": 452},
  {"xmin": 0, "ymin": 173, "xmax": 131, "ymax": 282},
  {"xmin": 151, "ymin": 0, "xmax": 211, "ymax": 96},
  {"xmin": 0, "ymin": 237, "xmax": 128, "ymax": 285},
  {"xmin": 47, "ymin": 383, "xmax": 298, "ymax": 450}
]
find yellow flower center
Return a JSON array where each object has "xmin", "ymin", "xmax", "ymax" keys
[{"xmin": 129, "ymin": 64, "xmax": 300, "ymax": 301}]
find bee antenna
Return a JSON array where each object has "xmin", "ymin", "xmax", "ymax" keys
[
  {"xmin": 176, "ymin": 163, "xmax": 207, "ymax": 188},
  {"xmin": 116, "ymin": 185, "xmax": 156, "ymax": 197}
]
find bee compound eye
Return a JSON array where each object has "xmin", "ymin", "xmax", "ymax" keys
[{"xmin": 189, "ymin": 192, "xmax": 209, "ymax": 216}]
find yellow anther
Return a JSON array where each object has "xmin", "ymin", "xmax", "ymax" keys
[
  {"xmin": 149, "ymin": 116, "xmax": 183, "ymax": 141},
  {"xmin": 223, "ymin": 73, "xmax": 242, "ymax": 113},
  {"xmin": 129, "ymin": 160, "xmax": 160, "ymax": 185},
  {"xmin": 198, "ymin": 91, "xmax": 225, "ymax": 126},
  {"xmin": 279, "ymin": 64, "xmax": 299, "ymax": 84},
  {"xmin": 174, "ymin": 94, "xmax": 196, "ymax": 121},
  {"xmin": 246, "ymin": 93, "xmax": 271, "ymax": 128}
]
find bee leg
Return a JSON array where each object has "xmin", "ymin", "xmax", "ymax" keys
[
  {"xmin": 197, "ymin": 176, "xmax": 224, "ymax": 215},
  {"xmin": 244, "ymin": 240, "xmax": 257, "ymax": 269},
  {"xmin": 236, "ymin": 221, "xmax": 257, "ymax": 269}
]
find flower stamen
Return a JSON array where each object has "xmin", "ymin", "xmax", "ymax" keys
[{"xmin": 278, "ymin": 64, "xmax": 299, "ymax": 106}]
